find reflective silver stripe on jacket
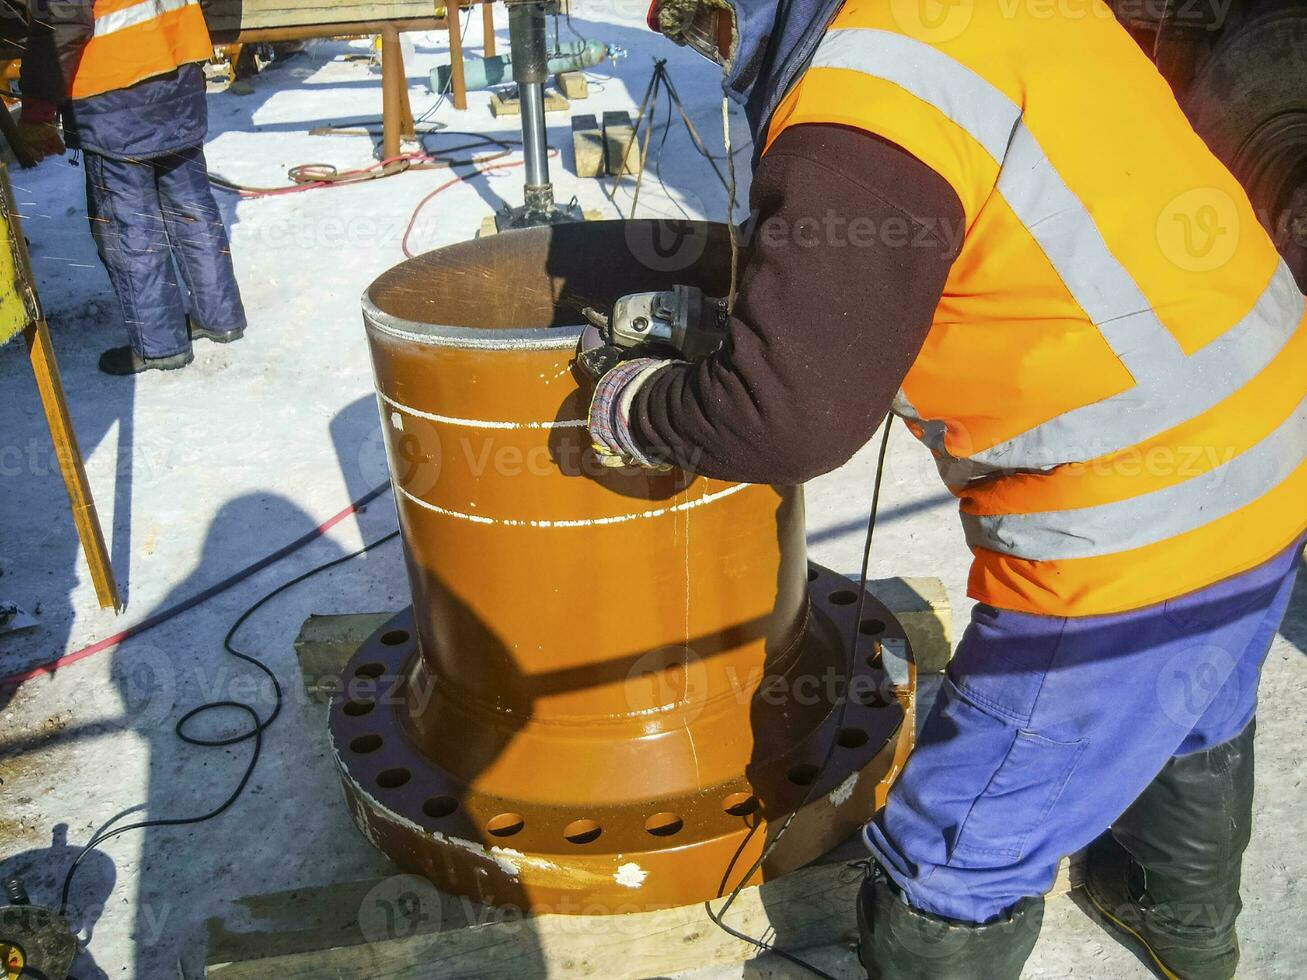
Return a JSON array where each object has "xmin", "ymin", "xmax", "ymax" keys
[
  {"xmin": 961, "ymin": 395, "xmax": 1307, "ymax": 560},
  {"xmin": 93, "ymin": 0, "xmax": 195, "ymax": 37},
  {"xmin": 813, "ymin": 28, "xmax": 1304, "ymax": 472}
]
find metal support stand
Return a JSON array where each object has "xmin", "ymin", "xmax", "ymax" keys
[{"xmin": 495, "ymin": 0, "xmax": 583, "ymax": 230}]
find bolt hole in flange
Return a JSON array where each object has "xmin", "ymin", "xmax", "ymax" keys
[
  {"xmin": 377, "ymin": 768, "xmax": 411, "ymax": 789},
  {"xmin": 423, "ymin": 796, "xmax": 458, "ymax": 819},
  {"xmin": 837, "ymin": 727, "xmax": 870, "ymax": 749},
  {"xmin": 859, "ymin": 618, "xmax": 886, "ymax": 636},
  {"xmin": 644, "ymin": 812, "xmax": 684, "ymax": 837},
  {"xmin": 487, "ymin": 813, "xmax": 525, "ymax": 837},
  {"xmin": 564, "ymin": 819, "xmax": 603, "ymax": 845},
  {"xmin": 380, "ymin": 629, "xmax": 410, "ymax": 646},
  {"xmin": 343, "ymin": 699, "xmax": 375, "ymax": 717},
  {"xmin": 722, "ymin": 792, "xmax": 760, "ymax": 816},
  {"xmin": 807, "ymin": 565, "xmax": 819, "ymax": 582},
  {"xmin": 828, "ymin": 590, "xmax": 859, "ymax": 606},
  {"xmin": 787, "ymin": 763, "xmax": 820, "ymax": 786},
  {"xmin": 355, "ymin": 662, "xmax": 386, "ymax": 679},
  {"xmin": 350, "ymin": 734, "xmax": 383, "ymax": 754}
]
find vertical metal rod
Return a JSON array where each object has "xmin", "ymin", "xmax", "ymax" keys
[
  {"xmin": 519, "ymin": 81, "xmax": 550, "ymax": 188},
  {"xmin": 509, "ymin": 1, "xmax": 552, "ymax": 209}
]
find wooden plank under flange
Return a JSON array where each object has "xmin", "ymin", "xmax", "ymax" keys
[
  {"xmin": 205, "ymin": 837, "xmax": 868, "ymax": 980},
  {"xmin": 294, "ymin": 612, "xmax": 392, "ymax": 701},
  {"xmin": 866, "ymin": 577, "xmax": 952, "ymax": 674}
]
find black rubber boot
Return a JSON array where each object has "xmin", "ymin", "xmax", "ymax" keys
[
  {"xmin": 98, "ymin": 346, "xmax": 194, "ymax": 376},
  {"xmin": 188, "ymin": 316, "xmax": 244, "ymax": 344},
  {"xmin": 856, "ymin": 864, "xmax": 1043, "ymax": 979},
  {"xmin": 1084, "ymin": 719, "xmax": 1255, "ymax": 980}
]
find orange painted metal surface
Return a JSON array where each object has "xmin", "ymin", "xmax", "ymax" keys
[{"xmin": 331, "ymin": 222, "xmax": 915, "ymax": 913}]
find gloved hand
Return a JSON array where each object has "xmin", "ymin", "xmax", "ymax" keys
[
  {"xmin": 572, "ymin": 324, "xmax": 676, "ymax": 470},
  {"xmin": 17, "ymin": 100, "xmax": 65, "ymax": 164}
]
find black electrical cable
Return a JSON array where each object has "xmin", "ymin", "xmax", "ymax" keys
[
  {"xmin": 57, "ymin": 527, "xmax": 401, "ymax": 917},
  {"xmin": 703, "ymin": 417, "xmax": 895, "ymax": 979}
]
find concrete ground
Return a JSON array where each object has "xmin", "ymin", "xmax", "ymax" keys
[{"xmin": 0, "ymin": 7, "xmax": 1303, "ymax": 978}]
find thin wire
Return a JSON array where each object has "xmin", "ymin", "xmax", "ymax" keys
[
  {"xmin": 721, "ymin": 94, "xmax": 739, "ymax": 310},
  {"xmin": 703, "ymin": 419, "xmax": 895, "ymax": 979},
  {"xmin": 58, "ymin": 529, "xmax": 400, "ymax": 916}
]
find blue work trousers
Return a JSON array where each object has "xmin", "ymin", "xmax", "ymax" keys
[
  {"xmin": 85, "ymin": 146, "xmax": 246, "ymax": 359},
  {"xmin": 866, "ymin": 537, "xmax": 1303, "ymax": 924}
]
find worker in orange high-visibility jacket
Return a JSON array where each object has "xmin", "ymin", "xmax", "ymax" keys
[
  {"xmin": 20, "ymin": 0, "xmax": 247, "ymax": 375},
  {"xmin": 577, "ymin": 1, "xmax": 1307, "ymax": 977}
]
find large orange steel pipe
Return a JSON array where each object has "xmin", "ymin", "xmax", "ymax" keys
[{"xmin": 330, "ymin": 221, "xmax": 915, "ymax": 913}]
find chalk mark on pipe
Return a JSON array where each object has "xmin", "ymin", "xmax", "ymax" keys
[
  {"xmin": 378, "ymin": 390, "xmax": 588, "ymax": 430},
  {"xmin": 394, "ymin": 481, "xmax": 751, "ymax": 527}
]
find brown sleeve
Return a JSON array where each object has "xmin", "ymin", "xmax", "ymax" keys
[{"xmin": 629, "ymin": 122, "xmax": 964, "ymax": 484}]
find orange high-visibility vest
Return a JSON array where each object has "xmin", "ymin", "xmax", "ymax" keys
[
  {"xmin": 69, "ymin": 0, "xmax": 213, "ymax": 100},
  {"xmin": 767, "ymin": 2, "xmax": 1307, "ymax": 617}
]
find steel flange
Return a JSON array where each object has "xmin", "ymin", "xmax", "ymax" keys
[{"xmin": 330, "ymin": 565, "xmax": 914, "ymax": 914}]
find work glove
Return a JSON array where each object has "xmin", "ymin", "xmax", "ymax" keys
[
  {"xmin": 573, "ymin": 324, "xmax": 676, "ymax": 470},
  {"xmin": 17, "ymin": 100, "xmax": 65, "ymax": 163}
]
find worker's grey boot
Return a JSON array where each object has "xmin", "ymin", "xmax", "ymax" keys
[
  {"xmin": 1084, "ymin": 719, "xmax": 1255, "ymax": 980},
  {"xmin": 98, "ymin": 345, "xmax": 194, "ymax": 375},
  {"xmin": 188, "ymin": 315, "xmax": 244, "ymax": 344},
  {"xmin": 856, "ymin": 864, "xmax": 1043, "ymax": 979}
]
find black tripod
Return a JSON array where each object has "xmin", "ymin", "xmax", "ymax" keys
[{"xmin": 608, "ymin": 57, "xmax": 736, "ymax": 219}]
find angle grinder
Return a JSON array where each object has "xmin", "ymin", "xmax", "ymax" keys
[{"xmin": 576, "ymin": 284, "xmax": 729, "ymax": 383}]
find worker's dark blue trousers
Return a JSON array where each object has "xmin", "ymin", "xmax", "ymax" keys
[
  {"xmin": 85, "ymin": 146, "xmax": 245, "ymax": 359},
  {"xmin": 866, "ymin": 536, "xmax": 1303, "ymax": 924}
]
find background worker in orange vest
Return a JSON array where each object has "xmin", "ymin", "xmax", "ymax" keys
[
  {"xmin": 19, "ymin": 0, "xmax": 247, "ymax": 375},
  {"xmin": 578, "ymin": 1, "xmax": 1307, "ymax": 977}
]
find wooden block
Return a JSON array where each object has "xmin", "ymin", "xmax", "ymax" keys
[
  {"xmin": 867, "ymin": 576, "xmax": 952, "ymax": 674},
  {"xmin": 602, "ymin": 110, "xmax": 640, "ymax": 176},
  {"xmin": 489, "ymin": 86, "xmax": 569, "ymax": 117},
  {"xmin": 570, "ymin": 113, "xmax": 604, "ymax": 178},
  {"xmin": 293, "ymin": 612, "xmax": 391, "ymax": 701},
  {"xmin": 478, "ymin": 214, "xmax": 500, "ymax": 238},
  {"xmin": 555, "ymin": 70, "xmax": 588, "ymax": 100},
  {"xmin": 1053, "ymin": 849, "xmax": 1087, "ymax": 894}
]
